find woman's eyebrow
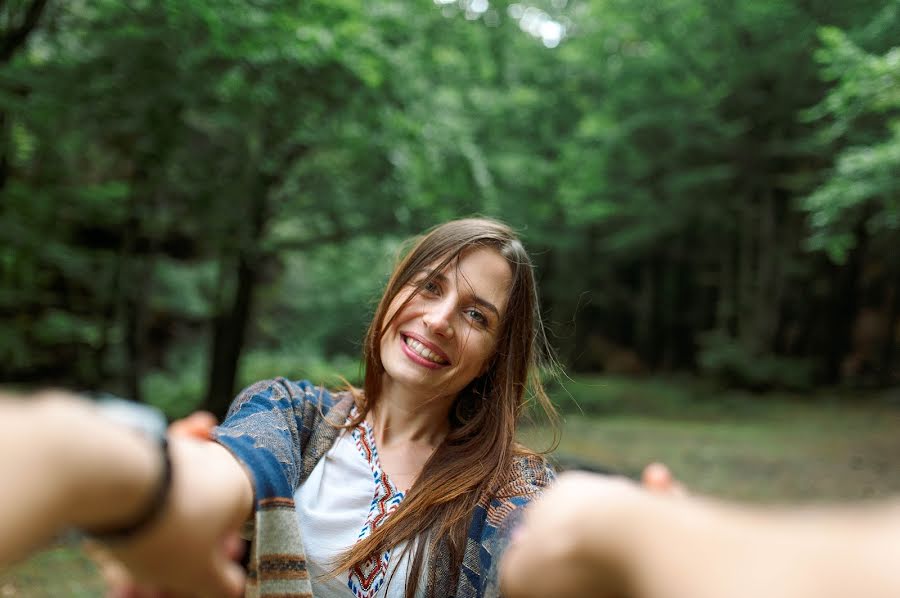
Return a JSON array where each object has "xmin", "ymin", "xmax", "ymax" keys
[
  {"xmin": 472, "ymin": 296, "xmax": 501, "ymax": 319},
  {"xmin": 419, "ymin": 269, "xmax": 501, "ymax": 318}
]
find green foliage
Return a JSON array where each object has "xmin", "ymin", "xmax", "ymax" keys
[
  {"xmin": 2, "ymin": 0, "xmax": 898, "ymax": 406},
  {"xmin": 697, "ymin": 331, "xmax": 816, "ymax": 391},
  {"xmin": 239, "ymin": 349, "xmax": 363, "ymax": 390},
  {"xmin": 803, "ymin": 27, "xmax": 900, "ymax": 263},
  {"xmin": 549, "ymin": 375, "xmax": 708, "ymax": 417},
  {"xmin": 142, "ymin": 353, "xmax": 207, "ymax": 419}
]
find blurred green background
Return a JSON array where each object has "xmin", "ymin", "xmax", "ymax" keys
[
  {"xmin": 3, "ymin": 0, "xmax": 900, "ymax": 413},
  {"xmin": 1, "ymin": 0, "xmax": 899, "ymax": 593}
]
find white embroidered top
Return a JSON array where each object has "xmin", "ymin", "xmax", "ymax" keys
[{"xmin": 294, "ymin": 413, "xmax": 413, "ymax": 598}]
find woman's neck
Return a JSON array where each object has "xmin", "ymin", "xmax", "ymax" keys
[{"xmin": 370, "ymin": 378, "xmax": 454, "ymax": 449}]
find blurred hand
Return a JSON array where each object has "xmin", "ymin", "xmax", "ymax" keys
[
  {"xmin": 500, "ymin": 471, "xmax": 648, "ymax": 598},
  {"xmin": 92, "ymin": 412, "xmax": 245, "ymax": 598},
  {"xmin": 100, "ymin": 437, "xmax": 250, "ymax": 598},
  {"xmin": 167, "ymin": 411, "xmax": 218, "ymax": 441}
]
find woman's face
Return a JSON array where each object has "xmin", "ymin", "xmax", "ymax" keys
[{"xmin": 379, "ymin": 247, "xmax": 512, "ymax": 401}]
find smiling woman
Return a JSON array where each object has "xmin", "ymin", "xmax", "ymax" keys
[
  {"xmin": 380, "ymin": 247, "xmax": 512, "ymax": 397},
  {"xmin": 203, "ymin": 217, "xmax": 560, "ymax": 598},
  {"xmin": 0, "ymin": 219, "xmax": 558, "ymax": 598}
]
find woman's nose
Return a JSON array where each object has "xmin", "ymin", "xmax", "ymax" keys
[{"xmin": 423, "ymin": 299, "xmax": 454, "ymax": 337}]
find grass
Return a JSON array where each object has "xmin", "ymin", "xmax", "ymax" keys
[
  {"xmin": 523, "ymin": 375, "xmax": 900, "ymax": 502},
  {"xmin": 3, "ymin": 375, "xmax": 899, "ymax": 595},
  {"xmin": 0, "ymin": 546, "xmax": 104, "ymax": 597}
]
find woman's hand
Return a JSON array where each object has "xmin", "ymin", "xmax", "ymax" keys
[
  {"xmin": 0, "ymin": 394, "xmax": 252, "ymax": 598},
  {"xmin": 167, "ymin": 411, "xmax": 219, "ymax": 440},
  {"xmin": 502, "ymin": 466, "xmax": 900, "ymax": 598},
  {"xmin": 100, "ymin": 437, "xmax": 252, "ymax": 598},
  {"xmin": 92, "ymin": 411, "xmax": 245, "ymax": 598}
]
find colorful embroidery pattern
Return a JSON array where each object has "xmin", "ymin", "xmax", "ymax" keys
[{"xmin": 348, "ymin": 409, "xmax": 405, "ymax": 598}]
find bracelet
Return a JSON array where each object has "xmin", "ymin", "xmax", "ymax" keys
[
  {"xmin": 84, "ymin": 397, "xmax": 173, "ymax": 541},
  {"xmin": 90, "ymin": 435, "xmax": 172, "ymax": 540}
]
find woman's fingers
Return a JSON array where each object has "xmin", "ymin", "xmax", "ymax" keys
[
  {"xmin": 84, "ymin": 540, "xmax": 142, "ymax": 597},
  {"xmin": 100, "ymin": 532, "xmax": 246, "ymax": 598},
  {"xmin": 222, "ymin": 531, "xmax": 246, "ymax": 562},
  {"xmin": 641, "ymin": 462, "xmax": 687, "ymax": 497},
  {"xmin": 205, "ymin": 552, "xmax": 246, "ymax": 598},
  {"xmin": 168, "ymin": 411, "xmax": 217, "ymax": 440}
]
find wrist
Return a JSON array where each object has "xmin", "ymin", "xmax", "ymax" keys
[
  {"xmin": 603, "ymin": 490, "xmax": 731, "ymax": 598},
  {"xmin": 87, "ymin": 398, "xmax": 172, "ymax": 540},
  {"xmin": 568, "ymin": 477, "xmax": 655, "ymax": 595},
  {"xmin": 41, "ymin": 396, "xmax": 168, "ymax": 535}
]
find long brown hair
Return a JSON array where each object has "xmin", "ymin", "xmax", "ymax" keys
[{"xmin": 333, "ymin": 217, "xmax": 559, "ymax": 595}]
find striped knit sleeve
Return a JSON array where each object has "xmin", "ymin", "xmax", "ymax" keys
[
  {"xmin": 212, "ymin": 378, "xmax": 334, "ymax": 501},
  {"xmin": 467, "ymin": 455, "xmax": 556, "ymax": 598}
]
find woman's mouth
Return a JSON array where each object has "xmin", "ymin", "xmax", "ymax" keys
[{"xmin": 401, "ymin": 334, "xmax": 450, "ymax": 366}]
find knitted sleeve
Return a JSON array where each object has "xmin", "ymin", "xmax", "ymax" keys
[
  {"xmin": 212, "ymin": 377, "xmax": 334, "ymax": 501},
  {"xmin": 455, "ymin": 455, "xmax": 556, "ymax": 598}
]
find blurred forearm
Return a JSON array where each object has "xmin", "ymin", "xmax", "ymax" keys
[
  {"xmin": 501, "ymin": 471, "xmax": 900, "ymax": 598},
  {"xmin": 0, "ymin": 393, "xmax": 161, "ymax": 564},
  {"xmin": 0, "ymin": 392, "xmax": 256, "ymax": 556},
  {"xmin": 611, "ymin": 490, "xmax": 900, "ymax": 598}
]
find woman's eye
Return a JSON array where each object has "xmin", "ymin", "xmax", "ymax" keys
[
  {"xmin": 422, "ymin": 280, "xmax": 440, "ymax": 294},
  {"xmin": 466, "ymin": 308, "xmax": 488, "ymax": 326}
]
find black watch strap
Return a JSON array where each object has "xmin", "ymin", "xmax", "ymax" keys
[
  {"xmin": 86, "ymin": 397, "xmax": 173, "ymax": 541},
  {"xmin": 90, "ymin": 435, "xmax": 172, "ymax": 540}
]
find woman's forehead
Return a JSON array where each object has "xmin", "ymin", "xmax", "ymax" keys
[{"xmin": 424, "ymin": 247, "xmax": 512, "ymax": 305}]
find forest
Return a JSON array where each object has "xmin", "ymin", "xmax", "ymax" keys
[{"xmin": 2, "ymin": 0, "xmax": 899, "ymax": 418}]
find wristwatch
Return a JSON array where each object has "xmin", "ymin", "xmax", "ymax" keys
[{"xmin": 87, "ymin": 396, "xmax": 172, "ymax": 540}]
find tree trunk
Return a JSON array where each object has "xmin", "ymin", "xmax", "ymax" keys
[
  {"xmin": 203, "ymin": 192, "xmax": 268, "ymax": 418},
  {"xmin": 879, "ymin": 280, "xmax": 899, "ymax": 386},
  {"xmin": 660, "ymin": 252, "xmax": 680, "ymax": 370},
  {"xmin": 715, "ymin": 230, "xmax": 737, "ymax": 335},
  {"xmin": 822, "ymin": 218, "xmax": 868, "ymax": 384},
  {"xmin": 0, "ymin": 110, "xmax": 7, "ymax": 193},
  {"xmin": 204, "ymin": 252, "xmax": 257, "ymax": 418},
  {"xmin": 635, "ymin": 258, "xmax": 656, "ymax": 366},
  {"xmin": 736, "ymin": 196, "xmax": 756, "ymax": 349},
  {"xmin": 123, "ymin": 267, "xmax": 146, "ymax": 402},
  {"xmin": 754, "ymin": 190, "xmax": 785, "ymax": 354},
  {"xmin": 118, "ymin": 193, "xmax": 149, "ymax": 403}
]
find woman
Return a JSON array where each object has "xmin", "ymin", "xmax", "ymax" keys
[
  {"xmin": 5, "ymin": 219, "xmax": 898, "ymax": 598},
  {"xmin": 210, "ymin": 217, "xmax": 558, "ymax": 597}
]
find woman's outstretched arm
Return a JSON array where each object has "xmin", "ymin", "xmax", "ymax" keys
[
  {"xmin": 0, "ymin": 391, "xmax": 253, "ymax": 597},
  {"xmin": 501, "ymin": 471, "xmax": 900, "ymax": 598}
]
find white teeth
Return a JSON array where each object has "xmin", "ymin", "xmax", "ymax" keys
[{"xmin": 404, "ymin": 336, "xmax": 448, "ymax": 365}]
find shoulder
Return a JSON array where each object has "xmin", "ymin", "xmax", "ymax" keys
[
  {"xmin": 478, "ymin": 454, "xmax": 555, "ymax": 536},
  {"xmin": 475, "ymin": 453, "xmax": 556, "ymax": 531},
  {"xmin": 455, "ymin": 454, "xmax": 555, "ymax": 597},
  {"xmin": 213, "ymin": 378, "xmax": 355, "ymax": 499},
  {"xmin": 496, "ymin": 453, "xmax": 556, "ymax": 499},
  {"xmin": 225, "ymin": 377, "xmax": 340, "ymax": 418}
]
